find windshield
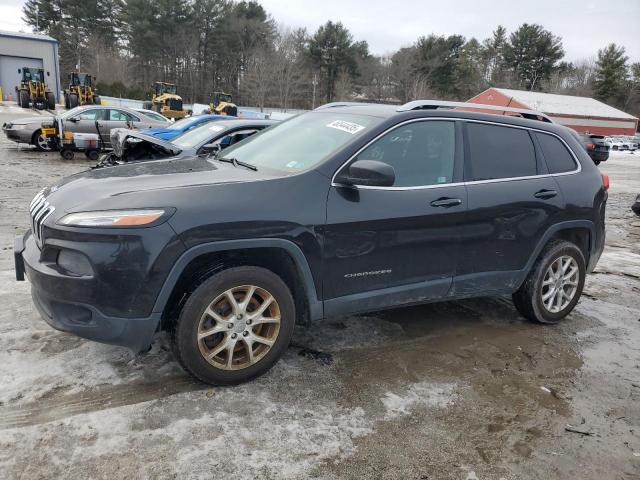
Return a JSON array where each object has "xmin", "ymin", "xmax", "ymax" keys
[
  {"xmin": 167, "ymin": 117, "xmax": 202, "ymax": 130},
  {"xmin": 172, "ymin": 122, "xmax": 227, "ymax": 148},
  {"xmin": 219, "ymin": 112, "xmax": 381, "ymax": 172}
]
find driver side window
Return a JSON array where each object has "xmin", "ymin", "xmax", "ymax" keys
[
  {"xmin": 75, "ymin": 109, "xmax": 104, "ymax": 121},
  {"xmin": 355, "ymin": 120, "xmax": 456, "ymax": 187}
]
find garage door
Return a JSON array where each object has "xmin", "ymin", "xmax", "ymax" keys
[{"xmin": 0, "ymin": 55, "xmax": 43, "ymax": 101}]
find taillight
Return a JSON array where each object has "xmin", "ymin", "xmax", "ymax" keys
[
  {"xmin": 587, "ymin": 143, "xmax": 595, "ymax": 149},
  {"xmin": 601, "ymin": 173, "xmax": 609, "ymax": 190}
]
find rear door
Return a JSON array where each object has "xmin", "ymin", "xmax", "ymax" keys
[
  {"xmin": 454, "ymin": 121, "xmax": 565, "ymax": 296},
  {"xmin": 324, "ymin": 119, "xmax": 466, "ymax": 316}
]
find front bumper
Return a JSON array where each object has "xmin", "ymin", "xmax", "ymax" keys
[
  {"xmin": 15, "ymin": 232, "xmax": 167, "ymax": 352},
  {"xmin": 2, "ymin": 126, "xmax": 32, "ymax": 144}
]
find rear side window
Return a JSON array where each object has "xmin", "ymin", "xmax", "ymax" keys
[
  {"xmin": 535, "ymin": 133, "xmax": 577, "ymax": 174},
  {"xmin": 466, "ymin": 123, "xmax": 537, "ymax": 181}
]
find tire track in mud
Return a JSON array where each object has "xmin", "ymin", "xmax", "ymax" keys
[{"xmin": 0, "ymin": 376, "xmax": 209, "ymax": 429}]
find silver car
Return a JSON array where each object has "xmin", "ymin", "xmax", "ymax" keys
[{"xmin": 2, "ymin": 105, "xmax": 168, "ymax": 151}]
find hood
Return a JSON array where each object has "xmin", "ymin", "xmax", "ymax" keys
[
  {"xmin": 42, "ymin": 155, "xmax": 277, "ymax": 214},
  {"xmin": 5, "ymin": 116, "xmax": 55, "ymax": 126},
  {"xmin": 110, "ymin": 128, "xmax": 182, "ymax": 159}
]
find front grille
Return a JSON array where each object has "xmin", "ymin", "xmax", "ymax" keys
[
  {"xmin": 29, "ymin": 190, "xmax": 55, "ymax": 245},
  {"xmin": 168, "ymin": 99, "xmax": 183, "ymax": 111}
]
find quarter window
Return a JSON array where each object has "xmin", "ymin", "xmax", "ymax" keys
[
  {"xmin": 535, "ymin": 132, "xmax": 577, "ymax": 174},
  {"xmin": 466, "ymin": 123, "xmax": 537, "ymax": 181},
  {"xmin": 109, "ymin": 110, "xmax": 136, "ymax": 122},
  {"xmin": 354, "ymin": 120, "xmax": 456, "ymax": 187}
]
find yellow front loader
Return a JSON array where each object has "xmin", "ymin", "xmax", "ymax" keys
[
  {"xmin": 64, "ymin": 73, "xmax": 100, "ymax": 108},
  {"xmin": 210, "ymin": 92, "xmax": 238, "ymax": 116},
  {"xmin": 15, "ymin": 67, "xmax": 56, "ymax": 110},
  {"xmin": 143, "ymin": 82, "xmax": 186, "ymax": 120}
]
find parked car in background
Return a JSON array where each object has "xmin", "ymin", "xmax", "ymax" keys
[
  {"xmin": 578, "ymin": 133, "xmax": 610, "ymax": 165},
  {"xmin": 15, "ymin": 100, "xmax": 608, "ymax": 385},
  {"xmin": 623, "ymin": 136, "xmax": 638, "ymax": 151},
  {"xmin": 134, "ymin": 108, "xmax": 170, "ymax": 123},
  {"xmin": 143, "ymin": 114, "xmax": 230, "ymax": 141},
  {"xmin": 2, "ymin": 105, "xmax": 168, "ymax": 151},
  {"xmin": 605, "ymin": 136, "xmax": 624, "ymax": 151},
  {"xmin": 100, "ymin": 119, "xmax": 275, "ymax": 165}
]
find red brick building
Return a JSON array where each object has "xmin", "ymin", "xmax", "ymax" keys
[{"xmin": 468, "ymin": 88, "xmax": 638, "ymax": 136}]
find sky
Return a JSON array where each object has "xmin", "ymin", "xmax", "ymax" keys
[{"xmin": 1, "ymin": 0, "xmax": 638, "ymax": 61}]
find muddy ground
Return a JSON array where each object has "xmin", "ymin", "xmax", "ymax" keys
[{"xmin": 0, "ymin": 110, "xmax": 638, "ymax": 479}]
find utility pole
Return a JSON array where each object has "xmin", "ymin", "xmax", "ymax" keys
[{"xmin": 312, "ymin": 73, "xmax": 318, "ymax": 109}]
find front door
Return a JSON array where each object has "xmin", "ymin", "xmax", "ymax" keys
[{"xmin": 324, "ymin": 119, "xmax": 466, "ymax": 317}]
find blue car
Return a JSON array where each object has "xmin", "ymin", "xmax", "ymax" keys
[{"xmin": 143, "ymin": 114, "xmax": 230, "ymax": 141}]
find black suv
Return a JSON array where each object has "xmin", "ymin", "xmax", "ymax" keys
[
  {"xmin": 578, "ymin": 133, "xmax": 610, "ymax": 165},
  {"xmin": 15, "ymin": 101, "xmax": 608, "ymax": 385}
]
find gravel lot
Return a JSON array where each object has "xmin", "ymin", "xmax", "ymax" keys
[{"xmin": 0, "ymin": 109, "xmax": 638, "ymax": 480}]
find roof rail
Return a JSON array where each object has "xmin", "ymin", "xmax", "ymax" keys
[
  {"xmin": 397, "ymin": 100, "xmax": 553, "ymax": 123},
  {"xmin": 314, "ymin": 102, "xmax": 376, "ymax": 110}
]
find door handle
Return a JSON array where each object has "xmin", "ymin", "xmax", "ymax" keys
[
  {"xmin": 430, "ymin": 197, "xmax": 462, "ymax": 208},
  {"xmin": 534, "ymin": 189, "xmax": 558, "ymax": 200}
]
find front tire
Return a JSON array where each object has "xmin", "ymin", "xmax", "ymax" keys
[
  {"xmin": 513, "ymin": 240, "xmax": 586, "ymax": 324},
  {"xmin": 46, "ymin": 92, "xmax": 56, "ymax": 110},
  {"xmin": 172, "ymin": 266, "xmax": 295, "ymax": 385},
  {"xmin": 32, "ymin": 129, "xmax": 53, "ymax": 151},
  {"xmin": 68, "ymin": 93, "xmax": 79, "ymax": 108}
]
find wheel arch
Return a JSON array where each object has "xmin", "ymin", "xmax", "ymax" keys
[
  {"xmin": 153, "ymin": 239, "xmax": 323, "ymax": 331},
  {"xmin": 516, "ymin": 220, "xmax": 595, "ymax": 288}
]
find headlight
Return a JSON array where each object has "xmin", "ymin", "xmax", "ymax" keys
[
  {"xmin": 58, "ymin": 209, "xmax": 169, "ymax": 227},
  {"xmin": 10, "ymin": 124, "xmax": 26, "ymax": 130}
]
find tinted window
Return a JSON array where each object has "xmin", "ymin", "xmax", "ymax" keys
[
  {"xmin": 354, "ymin": 121, "xmax": 455, "ymax": 187},
  {"xmin": 536, "ymin": 133, "xmax": 577, "ymax": 174},
  {"xmin": 466, "ymin": 123, "xmax": 537, "ymax": 181}
]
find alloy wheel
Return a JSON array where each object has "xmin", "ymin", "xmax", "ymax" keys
[
  {"xmin": 541, "ymin": 255, "xmax": 579, "ymax": 313},
  {"xmin": 197, "ymin": 285, "xmax": 281, "ymax": 370}
]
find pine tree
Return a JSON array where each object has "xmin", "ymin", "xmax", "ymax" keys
[{"xmin": 593, "ymin": 44, "xmax": 629, "ymax": 108}]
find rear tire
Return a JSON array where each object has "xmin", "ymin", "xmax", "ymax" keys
[
  {"xmin": 68, "ymin": 93, "xmax": 79, "ymax": 109},
  {"xmin": 64, "ymin": 93, "xmax": 70, "ymax": 110},
  {"xmin": 172, "ymin": 266, "xmax": 295, "ymax": 385},
  {"xmin": 85, "ymin": 149, "xmax": 99, "ymax": 161},
  {"xmin": 513, "ymin": 240, "xmax": 586, "ymax": 324}
]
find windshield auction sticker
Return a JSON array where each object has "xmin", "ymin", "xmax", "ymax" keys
[{"xmin": 326, "ymin": 120, "xmax": 366, "ymax": 134}]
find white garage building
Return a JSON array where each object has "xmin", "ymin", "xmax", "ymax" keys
[{"xmin": 0, "ymin": 30, "xmax": 60, "ymax": 102}]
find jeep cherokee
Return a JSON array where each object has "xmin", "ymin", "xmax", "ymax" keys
[{"xmin": 15, "ymin": 101, "xmax": 608, "ymax": 385}]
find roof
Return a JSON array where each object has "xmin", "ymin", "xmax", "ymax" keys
[
  {"xmin": 492, "ymin": 88, "xmax": 637, "ymax": 120},
  {"xmin": 0, "ymin": 29, "xmax": 58, "ymax": 44}
]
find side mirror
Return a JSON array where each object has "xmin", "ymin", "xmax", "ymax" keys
[
  {"xmin": 200, "ymin": 143, "xmax": 221, "ymax": 155},
  {"xmin": 68, "ymin": 117, "xmax": 79, "ymax": 123},
  {"xmin": 335, "ymin": 160, "xmax": 395, "ymax": 187}
]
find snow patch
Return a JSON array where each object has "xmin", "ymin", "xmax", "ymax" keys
[{"xmin": 381, "ymin": 381, "xmax": 457, "ymax": 420}]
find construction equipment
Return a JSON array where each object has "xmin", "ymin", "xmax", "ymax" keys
[
  {"xmin": 210, "ymin": 91, "xmax": 238, "ymax": 116},
  {"xmin": 15, "ymin": 67, "xmax": 56, "ymax": 110},
  {"xmin": 64, "ymin": 73, "xmax": 100, "ymax": 109},
  {"xmin": 143, "ymin": 82, "xmax": 186, "ymax": 120}
]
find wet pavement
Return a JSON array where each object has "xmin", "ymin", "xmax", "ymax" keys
[{"xmin": 0, "ymin": 110, "xmax": 638, "ymax": 479}]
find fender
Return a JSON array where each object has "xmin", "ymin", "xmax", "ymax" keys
[
  {"xmin": 151, "ymin": 238, "xmax": 323, "ymax": 321},
  {"xmin": 515, "ymin": 219, "xmax": 597, "ymax": 287}
]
